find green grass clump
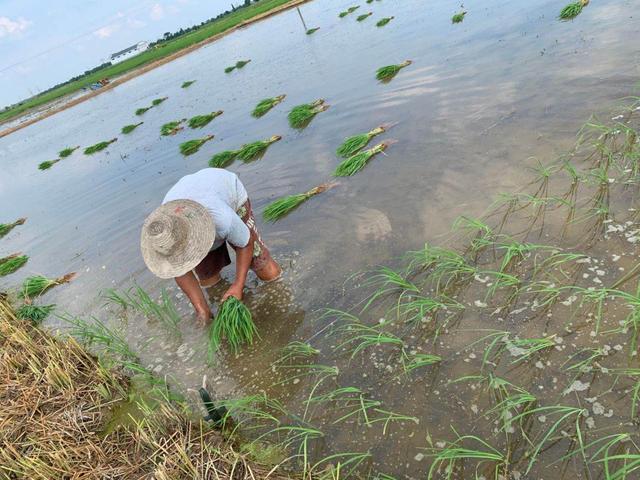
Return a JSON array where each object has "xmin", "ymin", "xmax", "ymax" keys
[
  {"xmin": 160, "ymin": 119, "xmax": 185, "ymax": 136},
  {"xmin": 209, "ymin": 150, "xmax": 240, "ymax": 168},
  {"xmin": 16, "ymin": 304, "xmax": 55, "ymax": 324},
  {"xmin": 235, "ymin": 59, "xmax": 251, "ymax": 68},
  {"xmin": 252, "ymin": 95, "xmax": 286, "ymax": 118},
  {"xmin": 337, "ymin": 125, "xmax": 387, "ymax": 158},
  {"xmin": 19, "ymin": 273, "xmax": 76, "ymax": 300},
  {"xmin": 334, "ymin": 141, "xmax": 390, "ymax": 176},
  {"xmin": 135, "ymin": 106, "xmax": 151, "ymax": 116},
  {"xmin": 38, "ymin": 159, "xmax": 60, "ymax": 171},
  {"xmin": 306, "ymin": 27, "xmax": 320, "ymax": 35},
  {"xmin": 0, "ymin": 253, "xmax": 28, "ymax": 276},
  {"xmin": 559, "ymin": 0, "xmax": 588, "ymax": 19},
  {"xmin": 188, "ymin": 110, "xmax": 223, "ymax": 129},
  {"xmin": 376, "ymin": 16, "xmax": 394, "ymax": 27},
  {"xmin": 0, "ymin": 218, "xmax": 26, "ymax": 239},
  {"xmin": 121, "ymin": 122, "xmax": 143, "ymax": 134},
  {"xmin": 84, "ymin": 138, "xmax": 117, "ymax": 155},
  {"xmin": 288, "ymin": 99, "xmax": 329, "ymax": 129},
  {"xmin": 263, "ymin": 183, "xmax": 334, "ymax": 222},
  {"xmin": 151, "ymin": 97, "xmax": 168, "ymax": 106},
  {"xmin": 181, "ymin": 80, "xmax": 196, "ymax": 88},
  {"xmin": 356, "ymin": 12, "xmax": 372, "ymax": 21},
  {"xmin": 339, "ymin": 6, "xmax": 360, "ymax": 17},
  {"xmin": 208, "ymin": 297, "xmax": 259, "ymax": 356},
  {"xmin": 451, "ymin": 11, "xmax": 466, "ymax": 23},
  {"xmin": 236, "ymin": 135, "xmax": 282, "ymax": 162},
  {"xmin": 376, "ymin": 60, "xmax": 412, "ymax": 82},
  {"xmin": 58, "ymin": 146, "xmax": 79, "ymax": 158},
  {"xmin": 179, "ymin": 135, "xmax": 214, "ymax": 156}
]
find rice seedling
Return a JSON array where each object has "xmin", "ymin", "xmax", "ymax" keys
[
  {"xmin": 288, "ymin": 99, "xmax": 329, "ymax": 129},
  {"xmin": 400, "ymin": 351, "xmax": 442, "ymax": 376},
  {"xmin": 151, "ymin": 97, "xmax": 168, "ymax": 106},
  {"xmin": 451, "ymin": 11, "xmax": 466, "ymax": 23},
  {"xmin": 121, "ymin": 122, "xmax": 143, "ymax": 134},
  {"xmin": 15, "ymin": 304, "xmax": 55, "ymax": 324},
  {"xmin": 339, "ymin": 6, "xmax": 360, "ymax": 17},
  {"xmin": 188, "ymin": 110, "xmax": 223, "ymax": 129},
  {"xmin": 236, "ymin": 59, "xmax": 251, "ymax": 69},
  {"xmin": 574, "ymin": 286, "xmax": 616, "ymax": 334},
  {"xmin": 224, "ymin": 65, "xmax": 236, "ymax": 73},
  {"xmin": 19, "ymin": 273, "xmax": 76, "ymax": 301},
  {"xmin": 58, "ymin": 146, "xmax": 79, "ymax": 158},
  {"xmin": 209, "ymin": 149, "xmax": 240, "ymax": 168},
  {"xmin": 38, "ymin": 159, "xmax": 60, "ymax": 170},
  {"xmin": 107, "ymin": 285, "xmax": 182, "ymax": 335},
  {"xmin": 306, "ymin": 27, "xmax": 320, "ymax": 35},
  {"xmin": 335, "ymin": 320, "xmax": 405, "ymax": 359},
  {"xmin": 181, "ymin": 80, "xmax": 195, "ymax": 88},
  {"xmin": 562, "ymin": 347, "xmax": 606, "ymax": 374},
  {"xmin": 135, "ymin": 106, "xmax": 151, "ymax": 115},
  {"xmin": 486, "ymin": 390, "xmax": 537, "ymax": 433},
  {"xmin": 276, "ymin": 341, "xmax": 320, "ymax": 364},
  {"xmin": 406, "ymin": 244, "xmax": 477, "ymax": 293},
  {"xmin": 84, "ymin": 138, "xmax": 117, "ymax": 155},
  {"xmin": 397, "ymin": 294, "xmax": 464, "ymax": 334},
  {"xmin": 469, "ymin": 330, "xmax": 556, "ymax": 370},
  {"xmin": 558, "ymin": 433, "xmax": 640, "ymax": 479},
  {"xmin": 376, "ymin": 60, "xmax": 412, "ymax": 82},
  {"xmin": 179, "ymin": 134, "xmax": 214, "ymax": 156},
  {"xmin": 160, "ymin": 119, "xmax": 185, "ymax": 136},
  {"xmin": 376, "ymin": 16, "xmax": 394, "ymax": 27},
  {"xmin": 0, "ymin": 217, "xmax": 26, "ymax": 238},
  {"xmin": 356, "ymin": 12, "xmax": 373, "ymax": 21},
  {"xmin": 312, "ymin": 452, "xmax": 372, "ymax": 479},
  {"xmin": 236, "ymin": 135, "xmax": 282, "ymax": 162},
  {"xmin": 559, "ymin": 0, "xmax": 588, "ymax": 20},
  {"xmin": 427, "ymin": 432, "xmax": 507, "ymax": 479},
  {"xmin": 208, "ymin": 297, "xmax": 259, "ymax": 356},
  {"xmin": 263, "ymin": 182, "xmax": 335, "ymax": 222},
  {"xmin": 359, "ymin": 265, "xmax": 419, "ymax": 311},
  {"xmin": 252, "ymin": 94, "xmax": 286, "ymax": 118},
  {"xmin": 336, "ymin": 125, "xmax": 387, "ymax": 158},
  {"xmin": 0, "ymin": 253, "xmax": 28, "ymax": 276},
  {"xmin": 333, "ymin": 141, "xmax": 392, "ymax": 177}
]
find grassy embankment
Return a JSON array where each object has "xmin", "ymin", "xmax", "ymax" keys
[{"xmin": 0, "ymin": 0, "xmax": 298, "ymax": 125}]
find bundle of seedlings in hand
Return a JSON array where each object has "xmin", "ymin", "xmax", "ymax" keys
[
  {"xmin": 19, "ymin": 273, "xmax": 76, "ymax": 301},
  {"xmin": 121, "ymin": 122, "xmax": 143, "ymax": 134},
  {"xmin": 58, "ymin": 146, "xmax": 79, "ymax": 158},
  {"xmin": 235, "ymin": 59, "xmax": 251, "ymax": 69},
  {"xmin": 334, "ymin": 141, "xmax": 392, "ymax": 176},
  {"xmin": 160, "ymin": 119, "xmax": 186, "ymax": 136},
  {"xmin": 288, "ymin": 99, "xmax": 329, "ymax": 128},
  {"xmin": 559, "ymin": 0, "xmax": 588, "ymax": 19},
  {"xmin": 451, "ymin": 11, "xmax": 466, "ymax": 23},
  {"xmin": 339, "ymin": 6, "xmax": 360, "ymax": 17},
  {"xmin": 0, "ymin": 253, "xmax": 28, "ymax": 276},
  {"xmin": 16, "ymin": 304, "xmax": 55, "ymax": 324},
  {"xmin": 188, "ymin": 111, "xmax": 223, "ymax": 129},
  {"xmin": 0, "ymin": 217, "xmax": 26, "ymax": 239},
  {"xmin": 356, "ymin": 12, "xmax": 373, "ymax": 21},
  {"xmin": 337, "ymin": 125, "xmax": 388, "ymax": 158},
  {"xmin": 84, "ymin": 138, "xmax": 117, "ymax": 155},
  {"xmin": 152, "ymin": 97, "xmax": 168, "ymax": 106},
  {"xmin": 179, "ymin": 135, "xmax": 214, "ymax": 156},
  {"xmin": 306, "ymin": 27, "xmax": 320, "ymax": 35},
  {"xmin": 181, "ymin": 80, "xmax": 196, "ymax": 88},
  {"xmin": 209, "ymin": 149, "xmax": 240, "ymax": 168},
  {"xmin": 264, "ymin": 183, "xmax": 335, "ymax": 222},
  {"xmin": 38, "ymin": 159, "xmax": 60, "ymax": 170},
  {"xmin": 135, "ymin": 106, "xmax": 152, "ymax": 116},
  {"xmin": 252, "ymin": 95, "xmax": 286, "ymax": 118},
  {"xmin": 376, "ymin": 60, "xmax": 412, "ymax": 82},
  {"xmin": 237, "ymin": 135, "xmax": 282, "ymax": 162},
  {"xmin": 208, "ymin": 296, "xmax": 259, "ymax": 355},
  {"xmin": 376, "ymin": 16, "xmax": 394, "ymax": 27}
]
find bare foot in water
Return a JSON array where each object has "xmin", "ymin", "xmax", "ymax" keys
[{"xmin": 199, "ymin": 273, "xmax": 222, "ymax": 288}]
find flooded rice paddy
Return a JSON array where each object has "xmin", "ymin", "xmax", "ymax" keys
[{"xmin": 2, "ymin": 0, "xmax": 640, "ymax": 477}]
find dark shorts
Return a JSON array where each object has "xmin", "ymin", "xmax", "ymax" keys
[{"xmin": 193, "ymin": 200, "xmax": 274, "ymax": 281}]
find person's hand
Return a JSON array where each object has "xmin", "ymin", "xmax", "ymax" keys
[{"xmin": 222, "ymin": 283, "xmax": 244, "ymax": 302}]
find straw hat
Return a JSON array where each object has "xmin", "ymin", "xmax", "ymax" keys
[{"xmin": 141, "ymin": 199, "xmax": 215, "ymax": 278}]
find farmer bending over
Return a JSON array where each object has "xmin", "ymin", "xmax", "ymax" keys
[{"xmin": 140, "ymin": 168, "xmax": 281, "ymax": 324}]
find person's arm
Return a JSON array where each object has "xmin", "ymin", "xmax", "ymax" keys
[
  {"xmin": 175, "ymin": 271, "xmax": 211, "ymax": 324},
  {"xmin": 222, "ymin": 233, "xmax": 254, "ymax": 301}
]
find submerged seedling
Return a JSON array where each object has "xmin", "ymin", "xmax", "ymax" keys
[
  {"xmin": 84, "ymin": 138, "xmax": 117, "ymax": 155},
  {"xmin": 58, "ymin": 146, "xmax": 79, "ymax": 158},
  {"xmin": 451, "ymin": 11, "xmax": 466, "ymax": 23},
  {"xmin": 16, "ymin": 304, "xmax": 55, "ymax": 324},
  {"xmin": 376, "ymin": 60, "xmax": 412, "ymax": 82},
  {"xmin": 288, "ymin": 99, "xmax": 329, "ymax": 128},
  {"xmin": 0, "ymin": 217, "xmax": 26, "ymax": 238},
  {"xmin": 0, "ymin": 253, "xmax": 28, "ymax": 276},
  {"xmin": 179, "ymin": 135, "xmax": 214, "ymax": 156},
  {"xmin": 334, "ymin": 141, "xmax": 392, "ymax": 176},
  {"xmin": 376, "ymin": 16, "xmax": 394, "ymax": 27},
  {"xmin": 121, "ymin": 122, "xmax": 143, "ymax": 134},
  {"xmin": 356, "ymin": 12, "xmax": 373, "ymax": 21},
  {"xmin": 181, "ymin": 80, "xmax": 195, "ymax": 88},
  {"xmin": 188, "ymin": 111, "xmax": 223, "ymax": 129},
  {"xmin": 208, "ymin": 297, "xmax": 259, "ymax": 357},
  {"xmin": 264, "ymin": 182, "xmax": 336, "ymax": 222},
  {"xmin": 160, "ymin": 119, "xmax": 185, "ymax": 136},
  {"xmin": 19, "ymin": 273, "xmax": 76, "ymax": 301},
  {"xmin": 236, "ymin": 135, "xmax": 282, "ymax": 162},
  {"xmin": 252, "ymin": 95, "xmax": 286, "ymax": 118},
  {"xmin": 559, "ymin": 0, "xmax": 588, "ymax": 20},
  {"xmin": 306, "ymin": 27, "xmax": 320, "ymax": 35},
  {"xmin": 38, "ymin": 159, "xmax": 60, "ymax": 170},
  {"xmin": 337, "ymin": 125, "xmax": 388, "ymax": 158}
]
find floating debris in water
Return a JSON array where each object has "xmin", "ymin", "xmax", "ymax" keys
[
  {"xmin": 16, "ymin": 304, "xmax": 55, "ymax": 324},
  {"xmin": 356, "ymin": 12, "xmax": 373, "ymax": 21},
  {"xmin": 181, "ymin": 80, "xmax": 196, "ymax": 88},
  {"xmin": 236, "ymin": 135, "xmax": 282, "ymax": 162},
  {"xmin": 252, "ymin": 95, "xmax": 286, "ymax": 118},
  {"xmin": 264, "ymin": 183, "xmax": 336, "ymax": 222},
  {"xmin": 288, "ymin": 99, "xmax": 329, "ymax": 129},
  {"xmin": 188, "ymin": 111, "xmax": 223, "ymax": 129},
  {"xmin": 452, "ymin": 10, "xmax": 466, "ymax": 23},
  {"xmin": 376, "ymin": 16, "xmax": 394, "ymax": 27},
  {"xmin": 160, "ymin": 119, "xmax": 186, "ymax": 136},
  {"xmin": 306, "ymin": 27, "xmax": 320, "ymax": 35},
  {"xmin": 337, "ymin": 125, "xmax": 388, "ymax": 158},
  {"xmin": 559, "ymin": 0, "xmax": 588, "ymax": 19},
  {"xmin": 179, "ymin": 135, "xmax": 214, "ymax": 156},
  {"xmin": 376, "ymin": 60, "xmax": 412, "ymax": 82},
  {"xmin": 0, "ymin": 253, "xmax": 28, "ymax": 277},
  {"xmin": 19, "ymin": 273, "xmax": 76, "ymax": 301},
  {"xmin": 84, "ymin": 138, "xmax": 117, "ymax": 155},
  {"xmin": 58, "ymin": 146, "xmax": 79, "ymax": 158},
  {"xmin": 334, "ymin": 141, "xmax": 393, "ymax": 176},
  {"xmin": 38, "ymin": 159, "xmax": 61, "ymax": 171},
  {"xmin": 208, "ymin": 297, "xmax": 259, "ymax": 357},
  {"xmin": 0, "ymin": 217, "xmax": 26, "ymax": 239},
  {"xmin": 121, "ymin": 122, "xmax": 143, "ymax": 134}
]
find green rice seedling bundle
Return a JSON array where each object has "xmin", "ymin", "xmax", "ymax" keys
[
  {"xmin": 367, "ymin": 0, "xmax": 373, "ymax": 3},
  {"xmin": 334, "ymin": 141, "xmax": 392, "ymax": 176},
  {"xmin": 236, "ymin": 135, "xmax": 282, "ymax": 162},
  {"xmin": 208, "ymin": 296, "xmax": 259, "ymax": 356},
  {"xmin": 0, "ymin": 253, "xmax": 28, "ymax": 276},
  {"xmin": 16, "ymin": 304, "xmax": 55, "ymax": 324},
  {"xmin": 181, "ymin": 80, "xmax": 195, "ymax": 88},
  {"xmin": 0, "ymin": 217, "xmax": 26, "ymax": 239},
  {"xmin": 179, "ymin": 135, "xmax": 214, "ymax": 156},
  {"xmin": 151, "ymin": 97, "xmax": 168, "ymax": 106},
  {"xmin": 121, "ymin": 122, "xmax": 143, "ymax": 134},
  {"xmin": 224, "ymin": 65, "xmax": 236, "ymax": 73},
  {"xmin": 376, "ymin": 60, "xmax": 412, "ymax": 82},
  {"xmin": 135, "ymin": 106, "xmax": 152, "ymax": 116},
  {"xmin": 188, "ymin": 110, "xmax": 223, "ymax": 129},
  {"xmin": 84, "ymin": 138, "xmax": 117, "ymax": 155},
  {"xmin": 160, "ymin": 119, "xmax": 185, "ymax": 136},
  {"xmin": 252, "ymin": 95, "xmax": 286, "ymax": 118},
  {"xmin": 19, "ymin": 272, "xmax": 76, "ymax": 301},
  {"xmin": 451, "ymin": 11, "xmax": 466, "ymax": 23},
  {"xmin": 58, "ymin": 146, "xmax": 79, "ymax": 158},
  {"xmin": 376, "ymin": 16, "xmax": 394, "ymax": 27},
  {"xmin": 263, "ymin": 183, "xmax": 335, "ymax": 222},
  {"xmin": 356, "ymin": 12, "xmax": 373, "ymax": 21},
  {"xmin": 235, "ymin": 59, "xmax": 251, "ymax": 69},
  {"xmin": 339, "ymin": 5, "xmax": 360, "ymax": 17},
  {"xmin": 559, "ymin": 0, "xmax": 588, "ymax": 19},
  {"xmin": 209, "ymin": 149, "xmax": 240, "ymax": 168},
  {"xmin": 306, "ymin": 27, "xmax": 320, "ymax": 35},
  {"xmin": 38, "ymin": 159, "xmax": 60, "ymax": 170},
  {"xmin": 336, "ymin": 125, "xmax": 388, "ymax": 158},
  {"xmin": 288, "ymin": 99, "xmax": 329, "ymax": 129}
]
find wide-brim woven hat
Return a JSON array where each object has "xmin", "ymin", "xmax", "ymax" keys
[{"xmin": 141, "ymin": 199, "xmax": 215, "ymax": 279}]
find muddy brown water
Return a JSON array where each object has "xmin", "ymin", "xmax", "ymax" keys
[{"xmin": 1, "ymin": 0, "xmax": 640, "ymax": 477}]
